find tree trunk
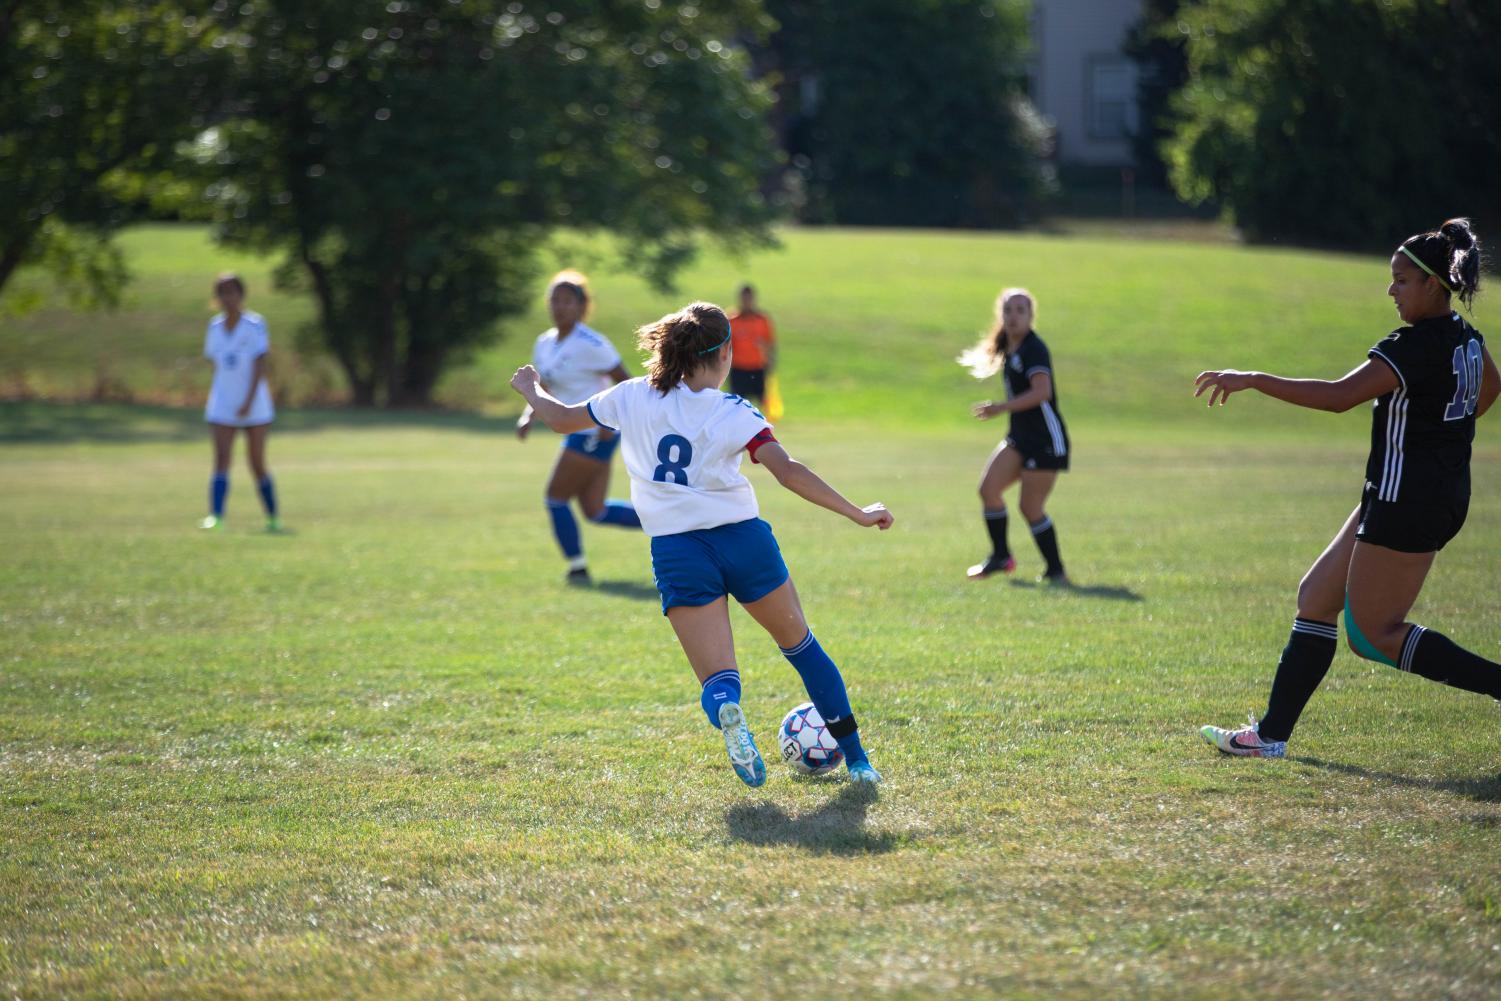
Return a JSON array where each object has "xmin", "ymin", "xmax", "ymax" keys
[{"xmin": 0, "ymin": 226, "xmax": 37, "ymax": 300}]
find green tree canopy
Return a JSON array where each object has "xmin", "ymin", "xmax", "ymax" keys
[
  {"xmin": 763, "ymin": 0, "xmax": 1050, "ymax": 228},
  {"xmin": 197, "ymin": 0, "xmax": 778, "ymax": 406},
  {"xmin": 1162, "ymin": 0, "xmax": 1501, "ymax": 247},
  {"xmin": 0, "ymin": 2, "xmax": 227, "ymax": 310}
]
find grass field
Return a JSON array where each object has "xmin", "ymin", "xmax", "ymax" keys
[{"xmin": 3, "ymin": 227, "xmax": 1501, "ymax": 999}]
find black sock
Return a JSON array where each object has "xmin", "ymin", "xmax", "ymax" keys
[
  {"xmin": 984, "ymin": 508, "xmax": 1010, "ymax": 560},
  {"xmin": 1400, "ymin": 626, "xmax": 1501, "ymax": 698},
  {"xmin": 1029, "ymin": 516, "xmax": 1064, "ymax": 577},
  {"xmin": 1257, "ymin": 618, "xmax": 1338, "ymax": 742}
]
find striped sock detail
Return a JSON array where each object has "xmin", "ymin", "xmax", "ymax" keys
[
  {"xmin": 984, "ymin": 509, "xmax": 1008, "ymax": 521},
  {"xmin": 1292, "ymin": 617, "xmax": 1338, "ymax": 641},
  {"xmin": 780, "ymin": 631, "xmax": 815, "ymax": 657},
  {"xmin": 1029, "ymin": 516, "xmax": 1053, "ymax": 536},
  {"xmin": 1399, "ymin": 625, "xmax": 1426, "ymax": 673},
  {"xmin": 701, "ymin": 669, "xmax": 739, "ymax": 690}
]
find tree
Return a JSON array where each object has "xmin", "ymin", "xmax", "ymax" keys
[
  {"xmin": 197, "ymin": 0, "xmax": 778, "ymax": 406},
  {"xmin": 762, "ymin": 0, "xmax": 1050, "ymax": 228},
  {"xmin": 1162, "ymin": 0, "xmax": 1501, "ymax": 247},
  {"xmin": 0, "ymin": 2, "xmax": 226, "ymax": 311},
  {"xmin": 1123, "ymin": 0, "xmax": 1195, "ymax": 190}
]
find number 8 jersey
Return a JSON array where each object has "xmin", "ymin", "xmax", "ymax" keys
[
  {"xmin": 1366, "ymin": 311, "xmax": 1486, "ymax": 505},
  {"xmin": 585, "ymin": 378, "xmax": 774, "ymax": 536}
]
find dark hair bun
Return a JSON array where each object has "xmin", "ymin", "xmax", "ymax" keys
[{"xmin": 1440, "ymin": 217, "xmax": 1475, "ymax": 250}]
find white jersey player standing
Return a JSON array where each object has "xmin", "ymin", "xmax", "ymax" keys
[
  {"xmin": 511, "ymin": 301, "xmax": 892, "ymax": 787},
  {"xmin": 201, "ymin": 273, "xmax": 281, "ymax": 532}
]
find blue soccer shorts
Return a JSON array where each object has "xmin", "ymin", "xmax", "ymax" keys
[{"xmin": 649, "ymin": 518, "xmax": 790, "ymax": 615}]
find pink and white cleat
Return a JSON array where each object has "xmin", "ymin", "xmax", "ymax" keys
[{"xmin": 1199, "ymin": 714, "xmax": 1286, "ymax": 758}]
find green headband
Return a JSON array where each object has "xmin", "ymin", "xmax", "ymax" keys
[
  {"xmin": 697, "ymin": 329, "xmax": 731, "ymax": 355},
  {"xmin": 1399, "ymin": 245, "xmax": 1454, "ymax": 294}
]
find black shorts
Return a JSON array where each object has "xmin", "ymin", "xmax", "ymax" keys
[
  {"xmin": 1356, "ymin": 482, "xmax": 1468, "ymax": 553},
  {"xmin": 728, "ymin": 367, "xmax": 766, "ymax": 402},
  {"xmin": 1005, "ymin": 435, "xmax": 1070, "ymax": 472}
]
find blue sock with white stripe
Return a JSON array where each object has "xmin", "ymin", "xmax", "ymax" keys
[
  {"xmin": 256, "ymin": 476, "xmax": 277, "ymax": 517},
  {"xmin": 546, "ymin": 500, "xmax": 583, "ymax": 561},
  {"xmin": 1399, "ymin": 626, "xmax": 1501, "ymax": 698},
  {"xmin": 210, "ymin": 473, "xmax": 229, "ymax": 516},
  {"xmin": 700, "ymin": 669, "xmax": 742, "ymax": 729},
  {"xmin": 984, "ymin": 508, "xmax": 1010, "ymax": 560},
  {"xmin": 780, "ymin": 631, "xmax": 867, "ymax": 766},
  {"xmin": 1258, "ymin": 617, "xmax": 1338, "ymax": 742},
  {"xmin": 1029, "ymin": 516, "xmax": 1064, "ymax": 578},
  {"xmin": 588, "ymin": 501, "xmax": 642, "ymax": 529}
]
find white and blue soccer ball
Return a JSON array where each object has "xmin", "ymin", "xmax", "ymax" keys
[{"xmin": 778, "ymin": 702, "xmax": 845, "ymax": 776}]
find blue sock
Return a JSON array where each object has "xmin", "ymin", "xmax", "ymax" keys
[
  {"xmin": 780, "ymin": 631, "xmax": 868, "ymax": 766},
  {"xmin": 546, "ymin": 499, "xmax": 583, "ymax": 560},
  {"xmin": 210, "ymin": 473, "xmax": 228, "ymax": 516},
  {"xmin": 700, "ymin": 669, "xmax": 742, "ymax": 728},
  {"xmin": 588, "ymin": 500, "xmax": 642, "ymax": 529},
  {"xmin": 257, "ymin": 475, "xmax": 277, "ymax": 517}
]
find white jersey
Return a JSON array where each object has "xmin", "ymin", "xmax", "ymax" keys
[
  {"xmin": 586, "ymin": 378, "xmax": 772, "ymax": 537},
  {"xmin": 203, "ymin": 311, "xmax": 274, "ymax": 426},
  {"xmin": 532, "ymin": 323, "xmax": 622, "ymax": 405}
]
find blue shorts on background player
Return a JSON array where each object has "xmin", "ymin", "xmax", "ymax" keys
[
  {"xmin": 515, "ymin": 271, "xmax": 642, "ymax": 584},
  {"xmin": 511, "ymin": 300, "xmax": 894, "ymax": 788}
]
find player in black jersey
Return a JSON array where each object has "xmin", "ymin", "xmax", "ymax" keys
[
  {"xmin": 1195, "ymin": 218, "xmax": 1501, "ymax": 758},
  {"xmin": 960, "ymin": 287, "xmax": 1070, "ymax": 584}
]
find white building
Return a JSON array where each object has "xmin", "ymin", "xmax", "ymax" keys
[{"xmin": 1028, "ymin": 0, "xmax": 1142, "ymax": 167}]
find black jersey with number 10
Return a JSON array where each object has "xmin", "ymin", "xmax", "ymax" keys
[{"xmin": 1365, "ymin": 312, "xmax": 1486, "ymax": 505}]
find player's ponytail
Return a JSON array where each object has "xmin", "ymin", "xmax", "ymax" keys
[
  {"xmin": 1400, "ymin": 220, "xmax": 1483, "ymax": 310},
  {"xmin": 1438, "ymin": 218, "xmax": 1482, "ymax": 310},
  {"xmin": 957, "ymin": 287, "xmax": 1033, "ymax": 379},
  {"xmin": 637, "ymin": 301, "xmax": 733, "ymax": 395}
]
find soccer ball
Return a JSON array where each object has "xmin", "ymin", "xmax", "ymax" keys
[{"xmin": 778, "ymin": 702, "xmax": 845, "ymax": 776}]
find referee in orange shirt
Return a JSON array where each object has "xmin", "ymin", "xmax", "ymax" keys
[{"xmin": 727, "ymin": 284, "xmax": 776, "ymax": 405}]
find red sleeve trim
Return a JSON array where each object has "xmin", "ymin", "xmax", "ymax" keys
[{"xmin": 745, "ymin": 427, "xmax": 778, "ymax": 463}]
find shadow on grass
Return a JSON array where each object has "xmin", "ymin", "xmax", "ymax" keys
[
  {"xmin": 725, "ymin": 783, "xmax": 895, "ymax": 855},
  {"xmin": 1296, "ymin": 756, "xmax": 1501, "ymax": 803},
  {"xmin": 0, "ymin": 401, "xmax": 515, "ymax": 445},
  {"xmin": 588, "ymin": 579, "xmax": 660, "ymax": 603},
  {"xmin": 1007, "ymin": 578, "xmax": 1144, "ymax": 602}
]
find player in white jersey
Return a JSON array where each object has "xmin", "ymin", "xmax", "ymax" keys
[
  {"xmin": 511, "ymin": 301, "xmax": 892, "ymax": 787},
  {"xmin": 516, "ymin": 271, "xmax": 641, "ymax": 583},
  {"xmin": 200, "ymin": 273, "xmax": 281, "ymax": 532}
]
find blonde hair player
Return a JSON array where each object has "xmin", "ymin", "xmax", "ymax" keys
[
  {"xmin": 511, "ymin": 301, "xmax": 891, "ymax": 787},
  {"xmin": 959, "ymin": 287, "xmax": 1070, "ymax": 583}
]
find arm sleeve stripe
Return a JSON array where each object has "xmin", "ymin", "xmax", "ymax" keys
[
  {"xmin": 1368, "ymin": 348, "xmax": 1406, "ymax": 391},
  {"xmin": 586, "ymin": 401, "xmax": 618, "ymax": 432}
]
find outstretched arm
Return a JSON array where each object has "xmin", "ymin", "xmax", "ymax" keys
[
  {"xmin": 510, "ymin": 365, "xmax": 596, "ymax": 433},
  {"xmin": 753, "ymin": 442, "xmax": 893, "ymax": 529},
  {"xmin": 1194, "ymin": 359, "xmax": 1398, "ymax": 413}
]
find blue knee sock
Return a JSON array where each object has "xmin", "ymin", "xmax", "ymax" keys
[
  {"xmin": 257, "ymin": 475, "xmax": 277, "ymax": 517},
  {"xmin": 210, "ymin": 473, "xmax": 229, "ymax": 516},
  {"xmin": 700, "ymin": 669, "xmax": 742, "ymax": 728},
  {"xmin": 546, "ymin": 500, "xmax": 583, "ymax": 561},
  {"xmin": 588, "ymin": 501, "xmax": 642, "ymax": 529},
  {"xmin": 780, "ymin": 631, "xmax": 867, "ymax": 766}
]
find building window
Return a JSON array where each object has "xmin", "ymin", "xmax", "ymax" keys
[{"xmin": 1086, "ymin": 56, "xmax": 1137, "ymax": 140}]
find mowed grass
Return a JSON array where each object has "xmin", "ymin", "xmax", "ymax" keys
[
  {"xmin": 3, "ymin": 226, "xmax": 1501, "ymax": 998},
  {"xmin": 2, "ymin": 406, "xmax": 1500, "ymax": 999}
]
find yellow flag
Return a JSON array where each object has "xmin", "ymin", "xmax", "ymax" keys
[{"xmin": 763, "ymin": 373, "xmax": 784, "ymax": 421}]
